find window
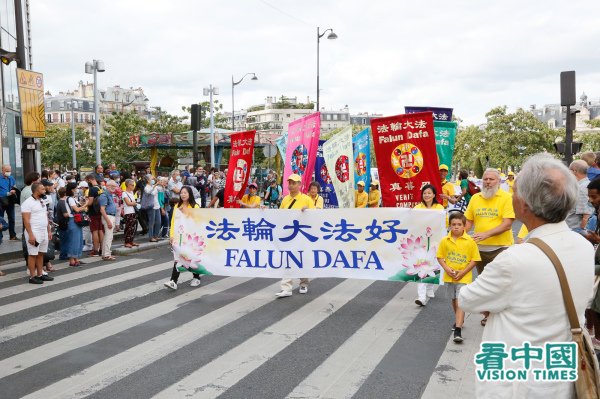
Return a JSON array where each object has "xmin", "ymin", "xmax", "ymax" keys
[
  {"xmin": 47, "ymin": 114, "xmax": 52, "ymax": 123},
  {"xmin": 286, "ymin": 113, "xmax": 291, "ymax": 118},
  {"xmin": 60, "ymin": 113, "xmax": 65, "ymax": 123},
  {"xmin": 326, "ymin": 114, "xmax": 332, "ymax": 121},
  {"xmin": 59, "ymin": 101, "xmax": 65, "ymax": 109},
  {"xmin": 333, "ymin": 114, "xmax": 338, "ymax": 121},
  {"xmin": 362, "ymin": 118, "xmax": 366, "ymax": 125},
  {"xmin": 114, "ymin": 92, "xmax": 119, "ymax": 102}
]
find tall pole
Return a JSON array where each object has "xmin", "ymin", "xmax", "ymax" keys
[
  {"xmin": 210, "ymin": 84, "xmax": 215, "ymax": 168},
  {"xmin": 316, "ymin": 27, "xmax": 320, "ymax": 111},
  {"xmin": 231, "ymin": 76, "xmax": 235, "ymax": 132},
  {"xmin": 93, "ymin": 62, "xmax": 101, "ymax": 165},
  {"xmin": 565, "ymin": 105, "xmax": 573, "ymax": 165},
  {"xmin": 71, "ymin": 101, "xmax": 76, "ymax": 169}
]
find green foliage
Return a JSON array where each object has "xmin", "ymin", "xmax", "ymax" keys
[
  {"xmin": 40, "ymin": 125, "xmax": 95, "ymax": 169},
  {"xmin": 585, "ymin": 119, "xmax": 600, "ymax": 129},
  {"xmin": 181, "ymin": 101, "xmax": 229, "ymax": 130},
  {"xmin": 575, "ymin": 130, "xmax": 600, "ymax": 152}
]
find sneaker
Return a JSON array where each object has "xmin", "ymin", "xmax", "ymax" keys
[
  {"xmin": 163, "ymin": 280, "xmax": 177, "ymax": 290},
  {"xmin": 190, "ymin": 278, "xmax": 201, "ymax": 287},
  {"xmin": 275, "ymin": 290, "xmax": 292, "ymax": 298},
  {"xmin": 453, "ymin": 327, "xmax": 464, "ymax": 343},
  {"xmin": 29, "ymin": 277, "xmax": 43, "ymax": 284},
  {"xmin": 299, "ymin": 286, "xmax": 308, "ymax": 294},
  {"xmin": 415, "ymin": 298, "xmax": 426, "ymax": 307},
  {"xmin": 426, "ymin": 291, "xmax": 435, "ymax": 299},
  {"xmin": 39, "ymin": 274, "xmax": 54, "ymax": 282},
  {"xmin": 451, "ymin": 323, "xmax": 456, "ymax": 331}
]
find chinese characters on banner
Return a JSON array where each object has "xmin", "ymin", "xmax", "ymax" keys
[
  {"xmin": 171, "ymin": 207, "xmax": 445, "ymax": 283},
  {"xmin": 223, "ymin": 130, "xmax": 256, "ymax": 208},
  {"xmin": 405, "ymin": 106, "xmax": 453, "ymax": 122},
  {"xmin": 370, "ymin": 112, "xmax": 442, "ymax": 208},
  {"xmin": 434, "ymin": 121, "xmax": 457, "ymax": 169},
  {"xmin": 353, "ymin": 128, "xmax": 371, "ymax": 190},
  {"xmin": 323, "ymin": 126, "xmax": 355, "ymax": 208},
  {"xmin": 282, "ymin": 112, "xmax": 321, "ymax": 195},
  {"xmin": 315, "ymin": 140, "xmax": 339, "ymax": 208}
]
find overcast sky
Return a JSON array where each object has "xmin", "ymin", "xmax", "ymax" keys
[{"xmin": 31, "ymin": 0, "xmax": 600, "ymax": 126}]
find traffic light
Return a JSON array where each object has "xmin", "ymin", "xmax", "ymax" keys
[{"xmin": 0, "ymin": 49, "xmax": 18, "ymax": 65}]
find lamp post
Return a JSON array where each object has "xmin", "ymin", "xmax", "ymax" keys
[
  {"xmin": 232, "ymin": 73, "xmax": 257, "ymax": 132},
  {"xmin": 316, "ymin": 27, "xmax": 337, "ymax": 111},
  {"xmin": 85, "ymin": 59, "xmax": 105, "ymax": 165},
  {"xmin": 69, "ymin": 99, "xmax": 77, "ymax": 169},
  {"xmin": 203, "ymin": 85, "xmax": 219, "ymax": 168}
]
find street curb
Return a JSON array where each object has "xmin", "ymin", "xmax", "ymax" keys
[{"xmin": 112, "ymin": 239, "xmax": 170, "ymax": 256}]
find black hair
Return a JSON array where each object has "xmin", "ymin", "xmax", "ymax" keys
[
  {"xmin": 420, "ymin": 184, "xmax": 439, "ymax": 206},
  {"xmin": 66, "ymin": 182, "xmax": 78, "ymax": 197},
  {"xmin": 308, "ymin": 181, "xmax": 321, "ymax": 191},
  {"xmin": 588, "ymin": 177, "xmax": 600, "ymax": 191},
  {"xmin": 58, "ymin": 187, "xmax": 67, "ymax": 198},
  {"xmin": 25, "ymin": 171, "xmax": 40, "ymax": 185},
  {"xmin": 459, "ymin": 169, "xmax": 468, "ymax": 180},
  {"xmin": 449, "ymin": 212, "xmax": 467, "ymax": 225},
  {"xmin": 177, "ymin": 186, "xmax": 197, "ymax": 208}
]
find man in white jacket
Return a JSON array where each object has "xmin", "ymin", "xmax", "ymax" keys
[{"xmin": 459, "ymin": 154, "xmax": 595, "ymax": 399}]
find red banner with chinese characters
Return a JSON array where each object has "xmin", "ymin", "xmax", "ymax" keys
[
  {"xmin": 370, "ymin": 112, "xmax": 442, "ymax": 208},
  {"xmin": 224, "ymin": 130, "xmax": 256, "ymax": 208}
]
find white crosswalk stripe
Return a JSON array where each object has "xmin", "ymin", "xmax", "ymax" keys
[
  {"xmin": 0, "ymin": 253, "xmax": 476, "ymax": 399},
  {"xmin": 0, "ymin": 257, "xmax": 102, "ymax": 282}
]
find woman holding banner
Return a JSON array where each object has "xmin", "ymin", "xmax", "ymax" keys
[
  {"xmin": 164, "ymin": 186, "xmax": 201, "ymax": 291},
  {"xmin": 414, "ymin": 184, "xmax": 445, "ymax": 306},
  {"xmin": 307, "ymin": 182, "xmax": 324, "ymax": 209}
]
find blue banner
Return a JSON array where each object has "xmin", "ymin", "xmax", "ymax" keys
[
  {"xmin": 352, "ymin": 128, "xmax": 371, "ymax": 190},
  {"xmin": 405, "ymin": 106, "xmax": 453, "ymax": 122},
  {"xmin": 315, "ymin": 140, "xmax": 339, "ymax": 208},
  {"xmin": 275, "ymin": 131, "xmax": 288, "ymax": 160}
]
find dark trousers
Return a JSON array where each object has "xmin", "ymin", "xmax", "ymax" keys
[
  {"xmin": 0, "ymin": 201, "xmax": 16, "ymax": 238},
  {"xmin": 476, "ymin": 247, "xmax": 507, "ymax": 275},
  {"xmin": 123, "ymin": 213, "xmax": 137, "ymax": 244},
  {"xmin": 138, "ymin": 209, "xmax": 148, "ymax": 235},
  {"xmin": 200, "ymin": 192, "xmax": 207, "ymax": 208},
  {"xmin": 170, "ymin": 262, "xmax": 200, "ymax": 283}
]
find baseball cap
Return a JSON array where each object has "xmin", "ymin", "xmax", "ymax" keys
[
  {"xmin": 439, "ymin": 164, "xmax": 449, "ymax": 171},
  {"xmin": 357, "ymin": 181, "xmax": 365, "ymax": 186},
  {"xmin": 41, "ymin": 179, "xmax": 53, "ymax": 187},
  {"xmin": 248, "ymin": 183, "xmax": 258, "ymax": 189},
  {"xmin": 78, "ymin": 181, "xmax": 89, "ymax": 188},
  {"xmin": 508, "ymin": 171, "xmax": 515, "ymax": 176},
  {"xmin": 371, "ymin": 180, "xmax": 380, "ymax": 186},
  {"xmin": 287, "ymin": 174, "xmax": 301, "ymax": 182}
]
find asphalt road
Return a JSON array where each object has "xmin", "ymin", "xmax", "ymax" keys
[{"xmin": 0, "ymin": 246, "xmax": 482, "ymax": 399}]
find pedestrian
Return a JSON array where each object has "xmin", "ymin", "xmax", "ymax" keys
[
  {"xmin": 456, "ymin": 169, "xmax": 472, "ymax": 210},
  {"xmin": 584, "ymin": 178, "xmax": 600, "ymax": 348},
  {"xmin": 459, "ymin": 154, "xmax": 594, "ymax": 398},
  {"xmin": 157, "ymin": 177, "xmax": 169, "ymax": 237},
  {"xmin": 121, "ymin": 178, "xmax": 139, "ymax": 248},
  {"xmin": 195, "ymin": 167, "xmax": 209, "ymax": 208},
  {"xmin": 354, "ymin": 181, "xmax": 368, "ymax": 208},
  {"xmin": 582, "ymin": 151, "xmax": 600, "ymax": 181},
  {"xmin": 566, "ymin": 160, "xmax": 594, "ymax": 235},
  {"xmin": 164, "ymin": 186, "xmax": 201, "ymax": 290},
  {"xmin": 238, "ymin": 183, "xmax": 261, "ymax": 208},
  {"xmin": 98, "ymin": 180, "xmax": 119, "ymax": 261},
  {"xmin": 0, "ymin": 164, "xmax": 19, "ymax": 242},
  {"xmin": 307, "ymin": 181, "xmax": 324, "ymax": 209},
  {"xmin": 64, "ymin": 182, "xmax": 86, "ymax": 266},
  {"xmin": 55, "ymin": 187, "xmax": 70, "ymax": 261},
  {"xmin": 92, "ymin": 164, "xmax": 104, "ymax": 185},
  {"xmin": 368, "ymin": 180, "xmax": 381, "ymax": 208},
  {"xmin": 464, "ymin": 167, "xmax": 515, "ymax": 326},
  {"xmin": 20, "ymin": 171, "xmax": 40, "ymax": 206},
  {"xmin": 505, "ymin": 171, "xmax": 515, "ymax": 194},
  {"xmin": 264, "ymin": 179, "xmax": 282, "ymax": 208},
  {"xmin": 85, "ymin": 174, "xmax": 104, "ymax": 257},
  {"xmin": 436, "ymin": 212, "xmax": 480, "ymax": 343},
  {"xmin": 77, "ymin": 180, "xmax": 93, "ymax": 251},
  {"xmin": 414, "ymin": 184, "xmax": 446, "ymax": 306},
  {"xmin": 40, "ymin": 179, "xmax": 57, "ymax": 272},
  {"xmin": 208, "ymin": 187, "xmax": 225, "ymax": 208},
  {"xmin": 144, "ymin": 175, "xmax": 161, "ymax": 242},
  {"xmin": 439, "ymin": 164, "xmax": 458, "ymax": 208},
  {"xmin": 22, "ymin": 183, "xmax": 54, "ymax": 284},
  {"xmin": 275, "ymin": 174, "xmax": 315, "ymax": 298},
  {"xmin": 167, "ymin": 169, "xmax": 183, "ymax": 223}
]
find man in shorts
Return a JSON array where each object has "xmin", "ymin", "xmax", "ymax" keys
[{"xmin": 22, "ymin": 183, "xmax": 54, "ymax": 284}]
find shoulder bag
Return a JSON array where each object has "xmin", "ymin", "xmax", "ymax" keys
[
  {"xmin": 529, "ymin": 237, "xmax": 600, "ymax": 399},
  {"xmin": 67, "ymin": 198, "xmax": 90, "ymax": 227}
]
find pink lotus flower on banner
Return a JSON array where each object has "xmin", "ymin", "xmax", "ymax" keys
[
  {"xmin": 398, "ymin": 234, "xmax": 439, "ymax": 279},
  {"xmin": 173, "ymin": 232, "xmax": 206, "ymax": 269}
]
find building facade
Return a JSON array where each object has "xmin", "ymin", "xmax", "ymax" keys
[
  {"xmin": 350, "ymin": 112, "xmax": 384, "ymax": 127},
  {"xmin": 319, "ymin": 106, "xmax": 350, "ymax": 133},
  {"xmin": 245, "ymin": 96, "xmax": 314, "ymax": 144},
  {"xmin": 0, "ymin": 0, "xmax": 33, "ymax": 186},
  {"xmin": 530, "ymin": 92, "xmax": 600, "ymax": 129}
]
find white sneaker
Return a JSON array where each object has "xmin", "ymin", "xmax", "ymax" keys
[
  {"xmin": 299, "ymin": 286, "xmax": 308, "ymax": 294},
  {"xmin": 275, "ymin": 290, "xmax": 293, "ymax": 298},
  {"xmin": 163, "ymin": 280, "xmax": 177, "ymax": 290},
  {"xmin": 415, "ymin": 297, "xmax": 427, "ymax": 306},
  {"xmin": 190, "ymin": 278, "xmax": 201, "ymax": 287},
  {"xmin": 82, "ymin": 245, "xmax": 93, "ymax": 251},
  {"xmin": 427, "ymin": 291, "xmax": 435, "ymax": 299}
]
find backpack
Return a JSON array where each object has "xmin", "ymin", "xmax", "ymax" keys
[
  {"xmin": 467, "ymin": 180, "xmax": 481, "ymax": 196},
  {"xmin": 93, "ymin": 190, "xmax": 108, "ymax": 213}
]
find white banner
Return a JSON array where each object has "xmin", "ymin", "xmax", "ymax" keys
[
  {"xmin": 172, "ymin": 207, "xmax": 445, "ymax": 283},
  {"xmin": 323, "ymin": 126, "xmax": 355, "ymax": 208}
]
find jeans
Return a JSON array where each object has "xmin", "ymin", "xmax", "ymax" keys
[
  {"xmin": 147, "ymin": 209, "xmax": 161, "ymax": 239},
  {"xmin": 58, "ymin": 227, "xmax": 69, "ymax": 259},
  {"xmin": 160, "ymin": 210, "xmax": 169, "ymax": 237},
  {"xmin": 66, "ymin": 218, "xmax": 83, "ymax": 258},
  {"xmin": 0, "ymin": 201, "xmax": 16, "ymax": 238}
]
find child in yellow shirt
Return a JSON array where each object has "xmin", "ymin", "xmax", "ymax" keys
[{"xmin": 436, "ymin": 212, "xmax": 481, "ymax": 343}]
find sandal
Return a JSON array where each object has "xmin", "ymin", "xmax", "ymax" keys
[
  {"xmin": 481, "ymin": 317, "xmax": 488, "ymax": 327},
  {"xmin": 45, "ymin": 265, "xmax": 57, "ymax": 272},
  {"xmin": 0, "ymin": 270, "xmax": 5, "ymax": 276},
  {"xmin": 102, "ymin": 256, "xmax": 117, "ymax": 261},
  {"xmin": 69, "ymin": 262, "xmax": 80, "ymax": 267},
  {"xmin": 131, "ymin": 243, "xmax": 140, "ymax": 247},
  {"xmin": 124, "ymin": 244, "xmax": 133, "ymax": 248}
]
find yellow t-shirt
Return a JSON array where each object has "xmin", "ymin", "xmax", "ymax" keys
[
  {"xmin": 308, "ymin": 195, "xmax": 324, "ymax": 209},
  {"xmin": 441, "ymin": 180, "xmax": 455, "ymax": 208},
  {"xmin": 280, "ymin": 193, "xmax": 315, "ymax": 210},
  {"xmin": 414, "ymin": 203, "xmax": 448, "ymax": 227},
  {"xmin": 507, "ymin": 179, "xmax": 515, "ymax": 195},
  {"xmin": 355, "ymin": 190, "xmax": 368, "ymax": 208},
  {"xmin": 368, "ymin": 189, "xmax": 381, "ymax": 208},
  {"xmin": 465, "ymin": 189, "xmax": 515, "ymax": 246},
  {"xmin": 517, "ymin": 224, "xmax": 529, "ymax": 239},
  {"xmin": 241, "ymin": 194, "xmax": 261, "ymax": 208},
  {"xmin": 170, "ymin": 202, "xmax": 200, "ymax": 238},
  {"xmin": 436, "ymin": 232, "xmax": 481, "ymax": 284}
]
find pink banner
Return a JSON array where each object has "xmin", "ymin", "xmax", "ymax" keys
[{"xmin": 282, "ymin": 112, "xmax": 321, "ymax": 195}]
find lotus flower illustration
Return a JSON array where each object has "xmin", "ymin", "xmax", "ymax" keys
[
  {"xmin": 389, "ymin": 233, "xmax": 440, "ymax": 282},
  {"xmin": 173, "ymin": 232, "xmax": 213, "ymax": 275}
]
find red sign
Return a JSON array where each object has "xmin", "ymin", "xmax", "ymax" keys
[
  {"xmin": 224, "ymin": 130, "xmax": 256, "ymax": 208},
  {"xmin": 370, "ymin": 112, "xmax": 442, "ymax": 208}
]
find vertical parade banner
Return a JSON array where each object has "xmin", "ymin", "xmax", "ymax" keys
[
  {"xmin": 315, "ymin": 140, "xmax": 339, "ymax": 208},
  {"xmin": 275, "ymin": 131, "xmax": 288, "ymax": 161},
  {"xmin": 282, "ymin": 112, "xmax": 321, "ymax": 195},
  {"xmin": 370, "ymin": 112, "xmax": 442, "ymax": 208},
  {"xmin": 433, "ymin": 121, "xmax": 457, "ymax": 168},
  {"xmin": 353, "ymin": 128, "xmax": 371, "ymax": 190},
  {"xmin": 323, "ymin": 126, "xmax": 355, "ymax": 208},
  {"xmin": 223, "ymin": 130, "xmax": 256, "ymax": 208}
]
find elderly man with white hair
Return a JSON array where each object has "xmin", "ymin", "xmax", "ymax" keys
[
  {"xmin": 566, "ymin": 159, "xmax": 593, "ymax": 234},
  {"xmin": 459, "ymin": 154, "xmax": 594, "ymax": 399}
]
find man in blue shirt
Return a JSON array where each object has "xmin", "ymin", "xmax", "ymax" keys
[
  {"xmin": 98, "ymin": 180, "xmax": 118, "ymax": 261},
  {"xmin": 0, "ymin": 164, "xmax": 18, "ymax": 242}
]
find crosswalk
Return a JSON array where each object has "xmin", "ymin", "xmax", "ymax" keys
[{"xmin": 0, "ymin": 249, "xmax": 482, "ymax": 398}]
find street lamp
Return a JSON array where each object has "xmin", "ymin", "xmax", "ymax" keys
[
  {"xmin": 85, "ymin": 59, "xmax": 105, "ymax": 166},
  {"xmin": 232, "ymin": 73, "xmax": 257, "ymax": 132},
  {"xmin": 69, "ymin": 99, "xmax": 77, "ymax": 169},
  {"xmin": 203, "ymin": 85, "xmax": 219, "ymax": 168},
  {"xmin": 316, "ymin": 27, "xmax": 337, "ymax": 111}
]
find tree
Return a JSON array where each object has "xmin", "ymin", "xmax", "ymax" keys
[
  {"xmin": 454, "ymin": 125, "xmax": 487, "ymax": 171},
  {"xmin": 578, "ymin": 120, "xmax": 600, "ymax": 151},
  {"xmin": 101, "ymin": 111, "xmax": 149, "ymax": 170},
  {"xmin": 40, "ymin": 125, "xmax": 95, "ymax": 169}
]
